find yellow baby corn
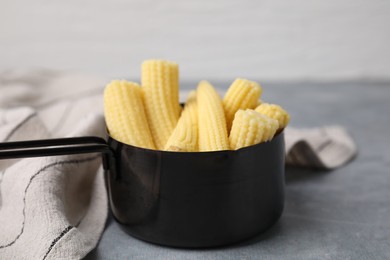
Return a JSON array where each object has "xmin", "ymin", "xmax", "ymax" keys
[
  {"xmin": 104, "ymin": 80, "xmax": 155, "ymax": 149},
  {"xmin": 164, "ymin": 91, "xmax": 198, "ymax": 152},
  {"xmin": 141, "ymin": 60, "xmax": 181, "ymax": 150},
  {"xmin": 255, "ymin": 103, "xmax": 290, "ymax": 130},
  {"xmin": 229, "ymin": 109, "xmax": 279, "ymax": 150},
  {"xmin": 197, "ymin": 81, "xmax": 229, "ymax": 151},
  {"xmin": 223, "ymin": 78, "xmax": 262, "ymax": 131}
]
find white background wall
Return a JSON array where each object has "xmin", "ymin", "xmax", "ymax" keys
[{"xmin": 1, "ymin": 0, "xmax": 389, "ymax": 81}]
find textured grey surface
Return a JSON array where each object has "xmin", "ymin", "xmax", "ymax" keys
[{"xmin": 85, "ymin": 82, "xmax": 390, "ymax": 259}]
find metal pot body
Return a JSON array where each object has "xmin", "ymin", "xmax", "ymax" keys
[{"xmin": 106, "ymin": 133, "xmax": 285, "ymax": 248}]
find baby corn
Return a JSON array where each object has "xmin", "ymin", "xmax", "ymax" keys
[
  {"xmin": 223, "ymin": 78, "xmax": 262, "ymax": 131},
  {"xmin": 141, "ymin": 60, "xmax": 181, "ymax": 150},
  {"xmin": 104, "ymin": 80, "xmax": 155, "ymax": 149},
  {"xmin": 197, "ymin": 81, "xmax": 229, "ymax": 151},
  {"xmin": 164, "ymin": 91, "xmax": 198, "ymax": 152},
  {"xmin": 229, "ymin": 109, "xmax": 279, "ymax": 150},
  {"xmin": 255, "ymin": 103, "xmax": 290, "ymax": 130}
]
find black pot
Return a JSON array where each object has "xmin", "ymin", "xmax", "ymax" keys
[{"xmin": 0, "ymin": 132, "xmax": 285, "ymax": 248}]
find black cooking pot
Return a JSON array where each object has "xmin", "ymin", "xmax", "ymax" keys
[{"xmin": 0, "ymin": 131, "xmax": 285, "ymax": 248}]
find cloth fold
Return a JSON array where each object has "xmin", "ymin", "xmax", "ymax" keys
[
  {"xmin": 285, "ymin": 126, "xmax": 357, "ymax": 169},
  {"xmin": 0, "ymin": 70, "xmax": 357, "ymax": 259},
  {"xmin": 0, "ymin": 109, "xmax": 107, "ymax": 259}
]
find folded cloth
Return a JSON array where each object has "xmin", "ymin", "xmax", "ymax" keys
[
  {"xmin": 0, "ymin": 70, "xmax": 108, "ymax": 260},
  {"xmin": 285, "ymin": 126, "xmax": 357, "ymax": 169},
  {"xmin": 0, "ymin": 70, "xmax": 357, "ymax": 259},
  {"xmin": 0, "ymin": 109, "xmax": 107, "ymax": 260}
]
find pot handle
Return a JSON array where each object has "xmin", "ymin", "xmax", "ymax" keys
[{"xmin": 0, "ymin": 136, "xmax": 116, "ymax": 177}]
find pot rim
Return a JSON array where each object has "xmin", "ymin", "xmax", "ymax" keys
[{"xmin": 107, "ymin": 129, "xmax": 284, "ymax": 155}]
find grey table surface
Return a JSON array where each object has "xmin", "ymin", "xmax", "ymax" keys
[{"xmin": 85, "ymin": 82, "xmax": 390, "ymax": 260}]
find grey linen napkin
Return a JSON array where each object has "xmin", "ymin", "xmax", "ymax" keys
[
  {"xmin": 285, "ymin": 126, "xmax": 357, "ymax": 169},
  {"xmin": 0, "ymin": 70, "xmax": 108, "ymax": 260},
  {"xmin": 0, "ymin": 70, "xmax": 357, "ymax": 259}
]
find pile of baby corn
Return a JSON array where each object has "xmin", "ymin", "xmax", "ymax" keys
[{"xmin": 104, "ymin": 60, "xmax": 290, "ymax": 152}]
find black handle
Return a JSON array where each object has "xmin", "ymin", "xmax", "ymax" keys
[{"xmin": 0, "ymin": 136, "xmax": 116, "ymax": 176}]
